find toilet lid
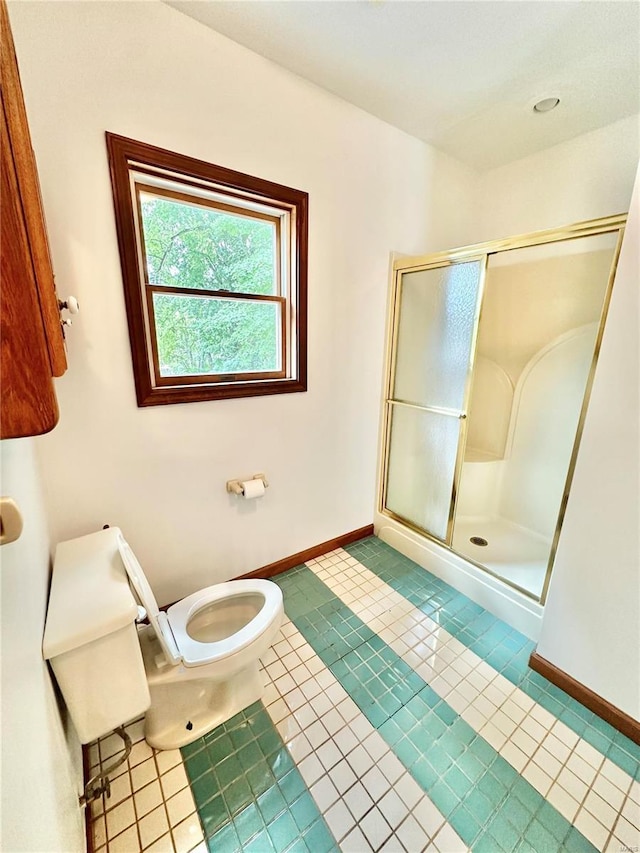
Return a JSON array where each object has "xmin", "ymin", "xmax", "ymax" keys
[{"xmin": 117, "ymin": 533, "xmax": 181, "ymax": 664}]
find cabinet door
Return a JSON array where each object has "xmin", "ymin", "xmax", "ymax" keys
[
  {"xmin": 1, "ymin": 104, "xmax": 59, "ymax": 435},
  {"xmin": 0, "ymin": 0, "xmax": 67, "ymax": 439}
]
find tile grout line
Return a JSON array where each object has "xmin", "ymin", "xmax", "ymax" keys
[
  {"xmin": 152, "ymin": 748, "xmax": 175, "ymax": 852},
  {"xmin": 182, "ymin": 698, "xmax": 339, "ymax": 853},
  {"xmin": 260, "ymin": 616, "xmax": 467, "ymax": 852},
  {"xmin": 90, "ymin": 720, "xmax": 204, "ymax": 853},
  {"xmin": 345, "ymin": 538, "xmax": 640, "ymax": 776},
  {"xmin": 344, "ymin": 548, "xmax": 640, "ymax": 850},
  {"xmin": 307, "ymin": 549, "xmax": 638, "ymax": 851},
  {"xmin": 274, "ymin": 562, "xmax": 598, "ymax": 853},
  {"xmin": 317, "ymin": 545, "xmax": 638, "ymax": 790}
]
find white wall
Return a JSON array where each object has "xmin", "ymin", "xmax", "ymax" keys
[
  {"xmin": 480, "ymin": 121, "xmax": 640, "ymax": 714},
  {"xmin": 477, "ymin": 114, "xmax": 639, "ymax": 240},
  {"xmin": 9, "ymin": 0, "xmax": 478, "ymax": 606},
  {"xmin": 536, "ymin": 170, "xmax": 640, "ymax": 719},
  {"xmin": 0, "ymin": 439, "xmax": 85, "ymax": 852}
]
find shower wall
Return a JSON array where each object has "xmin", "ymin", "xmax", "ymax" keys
[
  {"xmin": 474, "ymin": 249, "xmax": 614, "ymax": 386},
  {"xmin": 458, "ymin": 248, "xmax": 612, "ymax": 543},
  {"xmin": 497, "ymin": 325, "xmax": 598, "ymax": 539}
]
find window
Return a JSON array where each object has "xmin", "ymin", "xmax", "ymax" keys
[{"xmin": 106, "ymin": 134, "xmax": 308, "ymax": 405}]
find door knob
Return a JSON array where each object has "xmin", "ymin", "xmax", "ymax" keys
[{"xmin": 58, "ymin": 296, "xmax": 79, "ymax": 314}]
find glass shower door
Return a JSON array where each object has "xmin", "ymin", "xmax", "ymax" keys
[{"xmin": 383, "ymin": 260, "xmax": 485, "ymax": 542}]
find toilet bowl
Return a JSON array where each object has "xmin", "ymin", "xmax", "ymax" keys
[{"xmin": 117, "ymin": 534, "xmax": 284, "ymax": 750}]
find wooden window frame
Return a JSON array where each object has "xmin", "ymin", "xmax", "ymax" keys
[{"xmin": 106, "ymin": 133, "xmax": 308, "ymax": 406}]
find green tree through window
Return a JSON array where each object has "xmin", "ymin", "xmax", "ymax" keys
[{"xmin": 141, "ymin": 195, "xmax": 279, "ymax": 376}]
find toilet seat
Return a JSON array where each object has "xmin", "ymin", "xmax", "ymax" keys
[
  {"xmin": 117, "ymin": 533, "xmax": 282, "ymax": 669},
  {"xmin": 167, "ymin": 581, "xmax": 282, "ymax": 667}
]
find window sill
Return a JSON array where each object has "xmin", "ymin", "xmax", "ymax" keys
[{"xmin": 135, "ymin": 376, "xmax": 308, "ymax": 407}]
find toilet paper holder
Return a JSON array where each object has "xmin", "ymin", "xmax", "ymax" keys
[{"xmin": 226, "ymin": 473, "xmax": 269, "ymax": 496}]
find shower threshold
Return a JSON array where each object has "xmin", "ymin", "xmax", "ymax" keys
[{"xmin": 452, "ymin": 515, "xmax": 550, "ymax": 599}]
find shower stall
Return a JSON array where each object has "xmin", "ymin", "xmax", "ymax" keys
[{"xmin": 377, "ymin": 216, "xmax": 625, "ymax": 636}]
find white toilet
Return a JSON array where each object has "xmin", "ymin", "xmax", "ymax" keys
[{"xmin": 43, "ymin": 527, "xmax": 284, "ymax": 750}]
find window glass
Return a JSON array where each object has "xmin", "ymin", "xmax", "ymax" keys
[
  {"xmin": 151, "ymin": 293, "xmax": 281, "ymax": 378},
  {"xmin": 139, "ymin": 191, "xmax": 277, "ymax": 296}
]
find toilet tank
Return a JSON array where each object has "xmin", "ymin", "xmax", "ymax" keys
[{"xmin": 43, "ymin": 528, "xmax": 150, "ymax": 744}]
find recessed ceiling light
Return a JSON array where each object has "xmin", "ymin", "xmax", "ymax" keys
[{"xmin": 533, "ymin": 97, "xmax": 560, "ymax": 113}]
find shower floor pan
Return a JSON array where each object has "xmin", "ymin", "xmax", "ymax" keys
[{"xmin": 452, "ymin": 515, "xmax": 550, "ymax": 599}]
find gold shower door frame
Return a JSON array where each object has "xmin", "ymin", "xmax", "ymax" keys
[
  {"xmin": 379, "ymin": 214, "xmax": 627, "ymax": 604},
  {"xmin": 382, "ymin": 255, "xmax": 488, "ymax": 545}
]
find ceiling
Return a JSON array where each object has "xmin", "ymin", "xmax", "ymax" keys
[{"xmin": 167, "ymin": 1, "xmax": 640, "ymax": 171}]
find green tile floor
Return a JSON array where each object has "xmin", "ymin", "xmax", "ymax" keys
[
  {"xmin": 274, "ymin": 564, "xmax": 595, "ymax": 851},
  {"xmin": 344, "ymin": 539, "xmax": 640, "ymax": 779},
  {"xmin": 177, "ymin": 537, "xmax": 640, "ymax": 852},
  {"xmin": 182, "ymin": 703, "xmax": 336, "ymax": 853}
]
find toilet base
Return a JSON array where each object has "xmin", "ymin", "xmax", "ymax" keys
[
  {"xmin": 143, "ymin": 660, "xmax": 265, "ymax": 750},
  {"xmin": 137, "ymin": 625, "xmax": 267, "ymax": 750}
]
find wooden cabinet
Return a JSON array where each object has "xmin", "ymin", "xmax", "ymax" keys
[{"xmin": 1, "ymin": 0, "xmax": 66, "ymax": 439}]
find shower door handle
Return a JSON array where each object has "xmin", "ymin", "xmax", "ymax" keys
[{"xmin": 387, "ymin": 399, "xmax": 467, "ymax": 420}]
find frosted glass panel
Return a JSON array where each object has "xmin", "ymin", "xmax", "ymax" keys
[
  {"xmin": 386, "ymin": 405, "xmax": 461, "ymax": 541},
  {"xmin": 393, "ymin": 262, "xmax": 482, "ymax": 410}
]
